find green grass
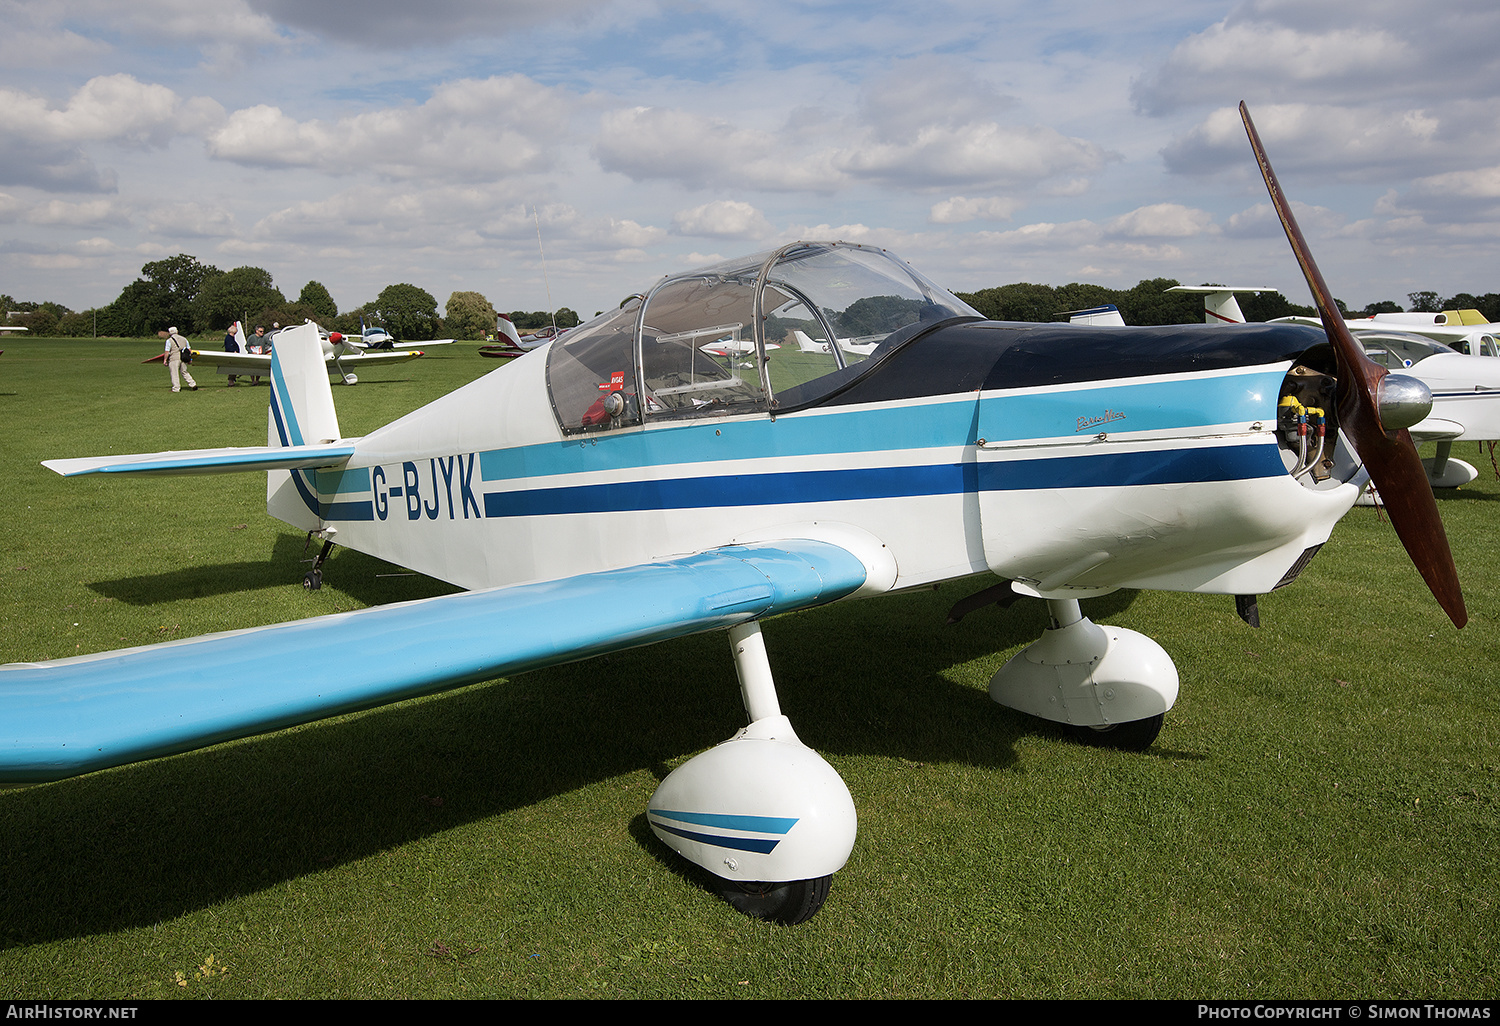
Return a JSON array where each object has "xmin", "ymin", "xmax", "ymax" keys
[{"xmin": 1, "ymin": 337, "xmax": 1496, "ymax": 998}]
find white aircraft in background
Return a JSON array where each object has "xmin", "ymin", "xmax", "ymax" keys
[
  {"xmin": 0, "ymin": 325, "xmax": 28, "ymax": 333},
  {"xmin": 1269, "ymin": 317, "xmax": 1500, "ymax": 492},
  {"xmin": 2, "ymin": 105, "xmax": 1466, "ymax": 926},
  {"xmin": 171, "ymin": 321, "xmax": 429, "ymax": 385},
  {"xmin": 1338, "ymin": 310, "xmax": 1499, "ymax": 358},
  {"xmin": 345, "ymin": 317, "xmax": 453, "ymax": 350},
  {"xmin": 1169, "ymin": 289, "xmax": 1500, "ymax": 493},
  {"xmin": 480, "ymin": 314, "xmax": 552, "ymax": 358},
  {"xmin": 789, "ymin": 328, "xmax": 879, "ymax": 358},
  {"xmin": 1065, "ymin": 305, "xmax": 1126, "ymax": 326}
]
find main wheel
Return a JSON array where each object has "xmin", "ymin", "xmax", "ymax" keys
[
  {"xmin": 303, "ymin": 569, "xmax": 322, "ymax": 591},
  {"xmin": 1071, "ymin": 713, "xmax": 1164, "ymax": 752},
  {"xmin": 714, "ymin": 875, "xmax": 832, "ymax": 925}
]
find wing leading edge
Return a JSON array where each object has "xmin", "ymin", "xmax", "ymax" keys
[
  {"xmin": 0, "ymin": 539, "xmax": 868, "ymax": 784},
  {"xmin": 43, "ymin": 443, "xmax": 355, "ymax": 477}
]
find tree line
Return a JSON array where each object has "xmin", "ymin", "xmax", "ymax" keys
[
  {"xmin": 8, "ymin": 258, "xmax": 1498, "ymax": 338},
  {"xmin": 954, "ymin": 278, "xmax": 1500, "ymax": 325},
  {"xmin": 1, "ymin": 254, "xmax": 582, "ymax": 341}
]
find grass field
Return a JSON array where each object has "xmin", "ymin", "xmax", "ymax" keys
[{"xmin": 1, "ymin": 336, "xmax": 1496, "ymax": 999}]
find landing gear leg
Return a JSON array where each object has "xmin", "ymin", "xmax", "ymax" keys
[
  {"xmin": 647, "ymin": 619, "xmax": 856, "ymax": 924},
  {"xmin": 302, "ymin": 535, "xmax": 334, "ymax": 590}
]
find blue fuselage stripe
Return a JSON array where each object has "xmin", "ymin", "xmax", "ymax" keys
[
  {"xmin": 650, "ymin": 822, "xmax": 782, "ymax": 855},
  {"xmin": 476, "ymin": 442, "xmax": 1282, "ymax": 518},
  {"xmin": 472, "ymin": 369, "xmax": 1285, "ymax": 485}
]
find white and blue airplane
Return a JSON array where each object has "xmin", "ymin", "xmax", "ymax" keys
[
  {"xmin": 0, "ymin": 105, "xmax": 1466, "ymax": 925},
  {"xmin": 180, "ymin": 320, "xmax": 429, "ymax": 385},
  {"xmin": 347, "ymin": 316, "xmax": 454, "ymax": 350}
]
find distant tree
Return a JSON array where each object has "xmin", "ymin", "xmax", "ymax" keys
[
  {"xmin": 1441, "ymin": 292, "xmax": 1500, "ymax": 321},
  {"xmin": 1408, "ymin": 291, "xmax": 1441, "ymax": 313},
  {"xmin": 554, "ymin": 307, "xmax": 580, "ymax": 329},
  {"xmin": 1362, "ymin": 300, "xmax": 1404, "ymax": 315},
  {"xmin": 1241, "ymin": 292, "xmax": 1314, "ymax": 322},
  {"xmin": 1053, "ymin": 282, "xmax": 1119, "ymax": 316},
  {"xmin": 331, "ymin": 302, "xmax": 380, "ymax": 336},
  {"xmin": 957, "ymin": 283, "xmax": 1061, "ymax": 322},
  {"xmin": 17, "ymin": 308, "xmax": 59, "ymax": 335},
  {"xmin": 837, "ymin": 295, "xmax": 925, "ymax": 336},
  {"xmin": 56, "ymin": 311, "xmax": 95, "ymax": 337},
  {"xmin": 376, "ymin": 284, "xmax": 442, "ymax": 340},
  {"xmin": 298, "ymin": 281, "xmax": 338, "ymax": 320},
  {"xmin": 445, "ymin": 291, "xmax": 497, "ymax": 340},
  {"xmin": 104, "ymin": 279, "xmax": 169, "ymax": 337},
  {"xmin": 104, "ymin": 254, "xmax": 221, "ymax": 335},
  {"xmin": 195, "ymin": 266, "xmax": 284, "ymax": 331},
  {"xmin": 508, "ymin": 310, "xmax": 553, "ymax": 330}
]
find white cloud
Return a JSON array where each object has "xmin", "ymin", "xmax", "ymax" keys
[
  {"xmin": 671, "ymin": 200, "xmax": 774, "ymax": 239},
  {"xmin": 1162, "ymin": 102, "xmax": 1456, "ymax": 178},
  {"xmin": 22, "ymin": 197, "xmax": 129, "ymax": 227},
  {"xmin": 929, "ymin": 196, "xmax": 1021, "ymax": 224},
  {"xmin": 1105, "ymin": 203, "xmax": 1215, "ymax": 239},
  {"xmin": 594, "ymin": 106, "xmax": 843, "ymax": 192},
  {"xmin": 144, "ymin": 201, "xmax": 237, "ymax": 237},
  {"xmin": 0, "ymin": 74, "xmax": 224, "ymax": 148},
  {"xmin": 207, "ymin": 75, "xmax": 570, "ymax": 181},
  {"xmin": 837, "ymin": 122, "xmax": 1110, "ymax": 190},
  {"xmin": 242, "ymin": 0, "xmax": 607, "ymax": 48}
]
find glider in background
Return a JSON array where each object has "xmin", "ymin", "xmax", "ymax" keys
[{"xmin": 151, "ymin": 321, "xmax": 429, "ymax": 385}]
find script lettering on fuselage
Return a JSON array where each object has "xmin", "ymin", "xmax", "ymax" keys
[
  {"xmin": 371, "ymin": 454, "xmax": 483, "ymax": 521},
  {"xmin": 1076, "ymin": 409, "xmax": 1127, "ymax": 433}
]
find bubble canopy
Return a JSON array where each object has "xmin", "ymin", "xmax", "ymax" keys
[{"xmin": 546, "ymin": 241, "xmax": 981, "ymax": 434}]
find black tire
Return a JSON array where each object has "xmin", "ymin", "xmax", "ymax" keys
[
  {"xmin": 1070, "ymin": 713, "xmax": 1164, "ymax": 752},
  {"xmin": 303, "ymin": 569, "xmax": 322, "ymax": 591},
  {"xmin": 715, "ymin": 875, "xmax": 832, "ymax": 925}
]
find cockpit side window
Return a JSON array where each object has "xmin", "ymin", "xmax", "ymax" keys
[
  {"xmin": 638, "ymin": 276, "xmax": 765, "ymax": 419},
  {"xmin": 1359, "ymin": 334, "xmax": 1450, "ymax": 369},
  {"xmin": 545, "ymin": 301, "xmax": 643, "ymax": 435},
  {"xmin": 761, "ymin": 243, "xmax": 977, "ymax": 409}
]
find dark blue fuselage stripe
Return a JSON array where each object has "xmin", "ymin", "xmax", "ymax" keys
[
  {"xmin": 477, "ymin": 443, "xmax": 1285, "ymax": 518},
  {"xmin": 651, "ymin": 822, "xmax": 782, "ymax": 855},
  {"xmin": 483, "ymin": 464, "xmax": 970, "ymax": 518},
  {"xmin": 982, "ymin": 440, "xmax": 1285, "ymax": 491}
]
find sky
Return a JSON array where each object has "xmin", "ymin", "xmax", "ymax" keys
[{"xmin": 2, "ymin": 0, "xmax": 1498, "ymax": 321}]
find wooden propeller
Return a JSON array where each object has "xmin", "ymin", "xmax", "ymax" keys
[{"xmin": 1240, "ymin": 102, "xmax": 1465, "ymax": 627}]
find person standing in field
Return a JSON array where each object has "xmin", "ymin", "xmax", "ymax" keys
[{"xmin": 164, "ymin": 326, "xmax": 198, "ymax": 392}]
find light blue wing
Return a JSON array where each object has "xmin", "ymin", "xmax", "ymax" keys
[{"xmin": 0, "ymin": 540, "xmax": 867, "ymax": 783}]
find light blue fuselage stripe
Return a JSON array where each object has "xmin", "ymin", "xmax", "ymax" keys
[
  {"xmin": 269, "ymin": 358, "xmax": 325, "ymax": 518},
  {"xmin": 473, "ymin": 369, "xmax": 1284, "ymax": 486},
  {"xmin": 648, "ymin": 809, "xmax": 798, "ymax": 834},
  {"xmin": 649, "ymin": 822, "xmax": 781, "ymax": 855},
  {"xmin": 476, "ymin": 443, "xmax": 1283, "ymax": 518}
]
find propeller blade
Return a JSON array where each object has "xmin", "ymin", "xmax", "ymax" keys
[{"xmin": 1240, "ymin": 101, "xmax": 1466, "ymax": 628}]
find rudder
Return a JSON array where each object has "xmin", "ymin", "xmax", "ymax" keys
[{"xmin": 267, "ymin": 322, "xmax": 341, "ymax": 530}]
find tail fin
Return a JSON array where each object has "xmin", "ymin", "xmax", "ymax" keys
[
  {"xmin": 792, "ymin": 329, "xmax": 830, "ymax": 354},
  {"xmin": 497, "ymin": 312, "xmax": 523, "ymax": 346},
  {"xmin": 1165, "ymin": 285, "xmax": 1275, "ymax": 325},
  {"xmin": 1066, "ymin": 304, "xmax": 1125, "ymax": 326},
  {"xmin": 268, "ymin": 322, "xmax": 342, "ymax": 530}
]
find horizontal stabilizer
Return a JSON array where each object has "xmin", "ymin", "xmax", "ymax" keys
[
  {"xmin": 43, "ymin": 443, "xmax": 355, "ymax": 477},
  {"xmin": 0, "ymin": 539, "xmax": 868, "ymax": 783}
]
